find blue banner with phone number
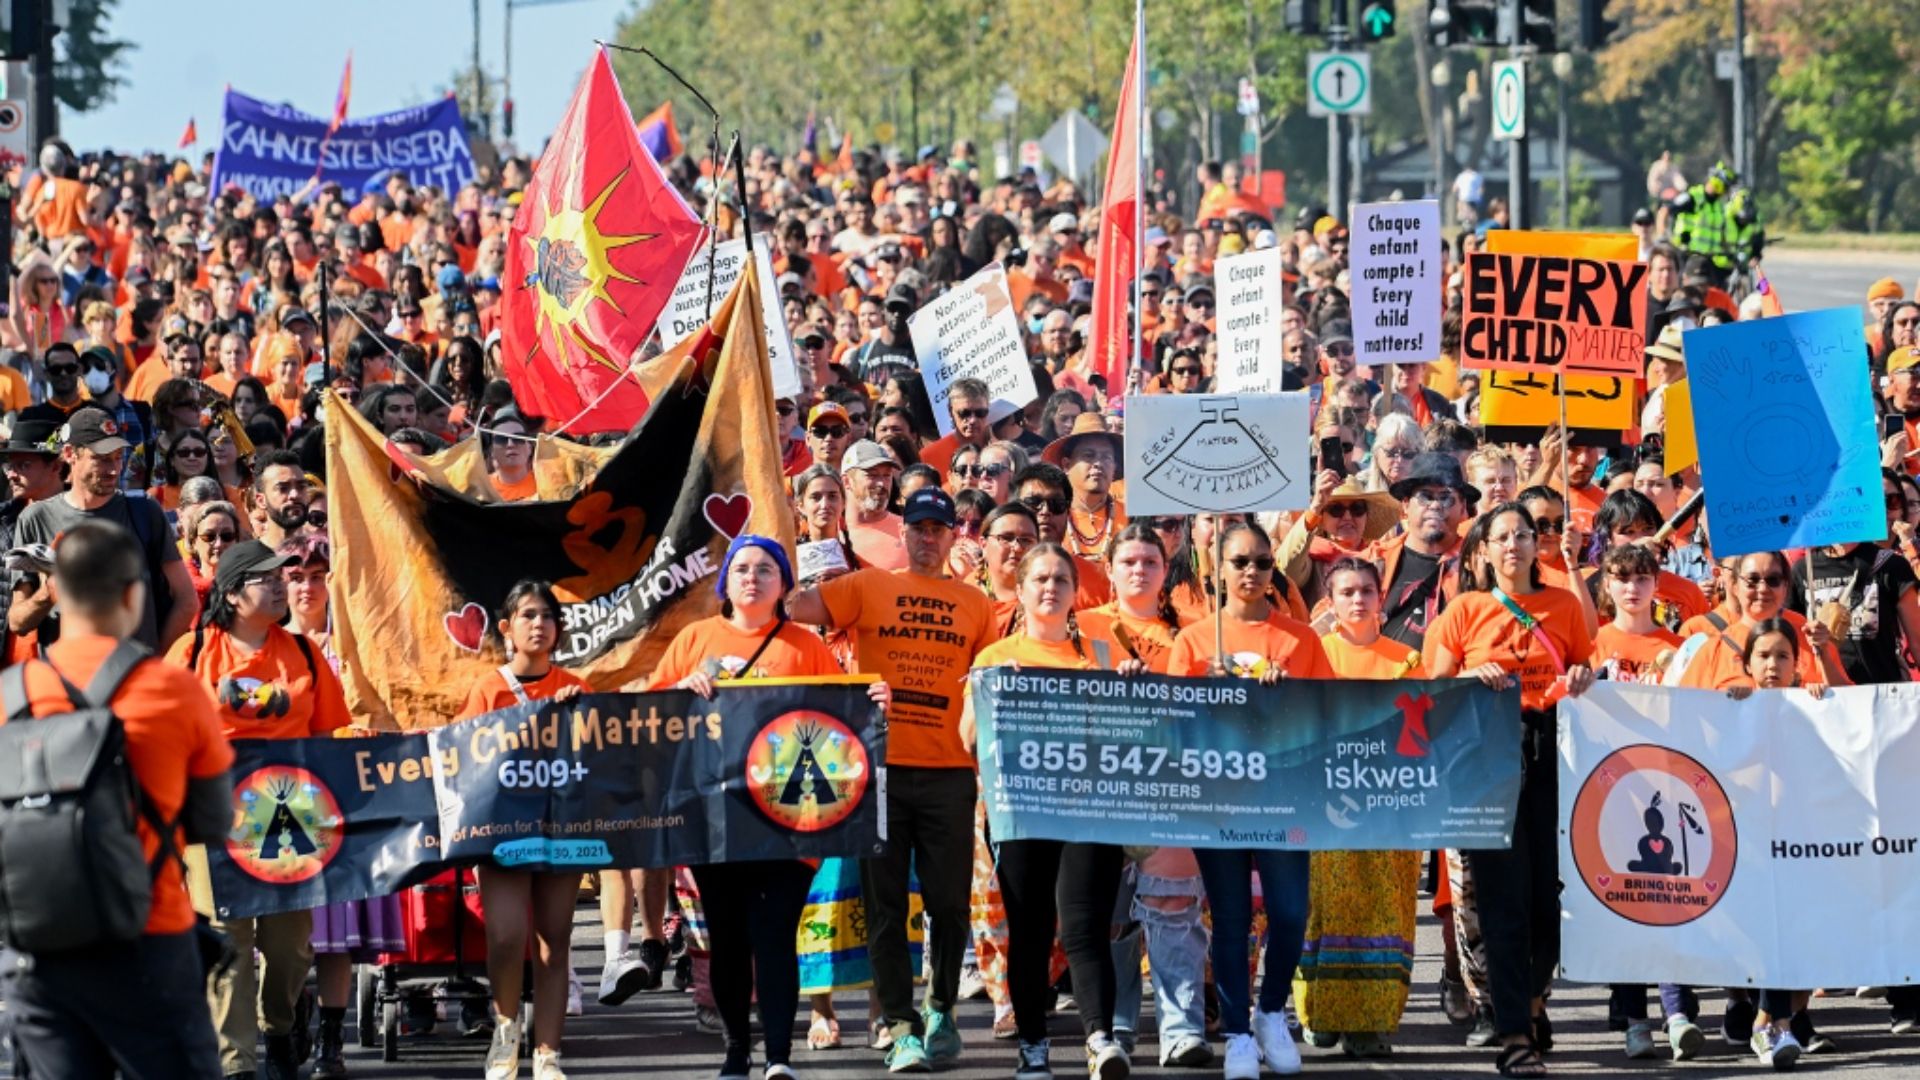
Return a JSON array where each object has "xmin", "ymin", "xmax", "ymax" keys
[{"xmin": 972, "ymin": 670, "xmax": 1523, "ymax": 850}]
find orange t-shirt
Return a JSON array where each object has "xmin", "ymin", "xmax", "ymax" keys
[
  {"xmin": 970, "ymin": 628, "xmax": 1123, "ymax": 675},
  {"xmin": 14, "ymin": 635, "xmax": 232, "ymax": 935},
  {"xmin": 1422, "ymin": 587, "xmax": 1594, "ymax": 712},
  {"xmin": 1581, "ymin": 566, "xmax": 1708, "ymax": 635},
  {"xmin": 1673, "ymin": 609, "xmax": 1841, "ymax": 691},
  {"xmin": 1322, "ymin": 632, "xmax": 1426, "ymax": 680},
  {"xmin": 1080, "ymin": 604, "xmax": 1185, "ymax": 674},
  {"xmin": 493, "ymin": 472, "xmax": 539, "ymax": 502},
  {"xmin": 1064, "ymin": 497, "xmax": 1128, "ymax": 561},
  {"xmin": 1567, "ymin": 483, "xmax": 1604, "ymax": 534},
  {"xmin": 125, "ymin": 358, "xmax": 174, "ymax": 404},
  {"xmin": 1167, "ymin": 609, "xmax": 1336, "ymax": 680},
  {"xmin": 848, "ymin": 515, "xmax": 908, "ymax": 571},
  {"xmin": 165, "ymin": 624, "xmax": 352, "ymax": 741},
  {"xmin": 28, "ymin": 175, "xmax": 87, "ymax": 240},
  {"xmin": 648, "ymin": 615, "xmax": 841, "ymax": 685},
  {"xmin": 1591, "ymin": 624, "xmax": 1682, "ymax": 685},
  {"xmin": 458, "ymin": 664, "xmax": 593, "ymax": 721},
  {"xmin": 0, "ymin": 365, "xmax": 28, "ymax": 413},
  {"xmin": 816, "ymin": 567, "xmax": 997, "ymax": 767}
]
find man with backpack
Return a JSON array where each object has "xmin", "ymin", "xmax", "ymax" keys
[
  {"xmin": 167, "ymin": 538, "xmax": 349, "ymax": 1080},
  {"xmin": 3, "ymin": 520, "xmax": 233, "ymax": 1077}
]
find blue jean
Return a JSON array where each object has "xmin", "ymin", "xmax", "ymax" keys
[
  {"xmin": 1113, "ymin": 872, "xmax": 1209, "ymax": 1049},
  {"xmin": 1194, "ymin": 848, "xmax": 1310, "ymax": 1036}
]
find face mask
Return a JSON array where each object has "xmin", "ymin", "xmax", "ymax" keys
[
  {"xmin": 1028, "ymin": 317, "xmax": 1046, "ymax": 335},
  {"xmin": 83, "ymin": 368, "xmax": 112, "ymax": 395}
]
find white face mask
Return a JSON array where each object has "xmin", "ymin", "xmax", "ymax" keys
[{"xmin": 83, "ymin": 368, "xmax": 112, "ymax": 395}]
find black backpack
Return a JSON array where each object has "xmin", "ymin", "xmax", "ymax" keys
[{"xmin": 0, "ymin": 641, "xmax": 175, "ymax": 953}]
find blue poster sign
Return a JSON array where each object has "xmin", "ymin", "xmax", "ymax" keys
[
  {"xmin": 1685, "ymin": 307, "xmax": 1885, "ymax": 556},
  {"xmin": 971, "ymin": 671, "xmax": 1522, "ymax": 850},
  {"xmin": 211, "ymin": 89, "xmax": 477, "ymax": 200}
]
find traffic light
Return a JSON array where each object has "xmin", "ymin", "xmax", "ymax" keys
[
  {"xmin": 1284, "ymin": 0, "xmax": 1320, "ymax": 36},
  {"xmin": 1429, "ymin": 0, "xmax": 1500, "ymax": 47},
  {"xmin": 1358, "ymin": 1, "xmax": 1397, "ymax": 42},
  {"xmin": 1519, "ymin": 0, "xmax": 1557, "ymax": 50},
  {"xmin": 1577, "ymin": 0, "xmax": 1619, "ymax": 49},
  {"xmin": 503, "ymin": 98, "xmax": 515, "ymax": 138}
]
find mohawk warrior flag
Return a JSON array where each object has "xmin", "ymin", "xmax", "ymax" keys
[
  {"xmin": 327, "ymin": 268, "xmax": 791, "ymax": 729},
  {"xmin": 502, "ymin": 47, "xmax": 703, "ymax": 433}
]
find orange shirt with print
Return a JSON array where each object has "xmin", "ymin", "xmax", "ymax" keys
[
  {"xmin": 1422, "ymin": 587, "xmax": 1593, "ymax": 712},
  {"xmin": 458, "ymin": 665, "xmax": 593, "ymax": 721},
  {"xmin": 1167, "ymin": 609, "xmax": 1335, "ymax": 680},
  {"xmin": 165, "ymin": 624, "xmax": 352, "ymax": 741},
  {"xmin": 1591, "ymin": 624, "xmax": 1682, "ymax": 685},
  {"xmin": 13, "ymin": 635, "xmax": 233, "ymax": 935},
  {"xmin": 816, "ymin": 567, "xmax": 997, "ymax": 768},
  {"xmin": 647, "ymin": 616, "xmax": 841, "ymax": 686},
  {"xmin": 1673, "ymin": 609, "xmax": 1843, "ymax": 691},
  {"xmin": 1322, "ymin": 632, "xmax": 1426, "ymax": 680}
]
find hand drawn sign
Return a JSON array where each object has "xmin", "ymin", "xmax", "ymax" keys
[{"xmin": 1123, "ymin": 392, "xmax": 1310, "ymax": 516}]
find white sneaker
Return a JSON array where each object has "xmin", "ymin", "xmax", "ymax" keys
[
  {"xmin": 1253, "ymin": 1010, "xmax": 1301, "ymax": 1075},
  {"xmin": 533, "ymin": 1047, "xmax": 569, "ymax": 1080},
  {"xmin": 764, "ymin": 1065, "xmax": 799, "ymax": 1080},
  {"xmin": 485, "ymin": 1016, "xmax": 523, "ymax": 1080},
  {"xmin": 566, "ymin": 971, "xmax": 584, "ymax": 1016},
  {"xmin": 599, "ymin": 952, "xmax": 648, "ymax": 1006},
  {"xmin": 1222, "ymin": 1033, "xmax": 1260, "ymax": 1080}
]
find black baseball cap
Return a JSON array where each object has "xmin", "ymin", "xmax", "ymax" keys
[
  {"xmin": 901, "ymin": 487, "xmax": 957, "ymax": 528},
  {"xmin": 211, "ymin": 540, "xmax": 294, "ymax": 597},
  {"xmin": 61, "ymin": 408, "xmax": 129, "ymax": 454},
  {"xmin": 279, "ymin": 306, "xmax": 316, "ymax": 329}
]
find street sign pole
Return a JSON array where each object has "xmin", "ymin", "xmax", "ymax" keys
[
  {"xmin": 1491, "ymin": 55, "xmax": 1529, "ymax": 230},
  {"xmin": 1328, "ymin": 0, "xmax": 1350, "ymax": 222},
  {"xmin": 1510, "ymin": 52, "xmax": 1528, "ymax": 229}
]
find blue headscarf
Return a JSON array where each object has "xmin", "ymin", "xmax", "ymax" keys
[{"xmin": 715, "ymin": 534, "xmax": 794, "ymax": 600}]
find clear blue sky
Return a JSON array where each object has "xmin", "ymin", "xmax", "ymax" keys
[{"xmin": 62, "ymin": 0, "xmax": 630, "ymax": 155}]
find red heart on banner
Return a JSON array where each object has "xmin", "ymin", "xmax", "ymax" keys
[
  {"xmin": 703, "ymin": 493, "xmax": 753, "ymax": 540},
  {"xmin": 1705, "ymin": 880, "xmax": 1719, "ymax": 893},
  {"xmin": 1596, "ymin": 874, "xmax": 1612, "ymax": 888},
  {"xmin": 1649, "ymin": 839, "xmax": 1666, "ymax": 854},
  {"xmin": 444, "ymin": 603, "xmax": 488, "ymax": 653}
]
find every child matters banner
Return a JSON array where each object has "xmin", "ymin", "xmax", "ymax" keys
[{"xmin": 211, "ymin": 89, "xmax": 476, "ymax": 199}]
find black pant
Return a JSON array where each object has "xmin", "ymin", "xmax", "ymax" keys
[
  {"xmin": 8, "ymin": 931, "xmax": 220, "ymax": 1079},
  {"xmin": 691, "ymin": 860, "xmax": 814, "ymax": 1065},
  {"xmin": 861, "ymin": 765, "xmax": 976, "ymax": 1033},
  {"xmin": 1466, "ymin": 713, "xmax": 1559, "ymax": 1039},
  {"xmin": 997, "ymin": 839, "xmax": 1124, "ymax": 1043}
]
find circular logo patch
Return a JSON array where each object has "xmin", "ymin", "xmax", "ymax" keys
[
  {"xmin": 745, "ymin": 710, "xmax": 869, "ymax": 833},
  {"xmin": 1567, "ymin": 744, "xmax": 1737, "ymax": 926},
  {"xmin": 226, "ymin": 766, "xmax": 344, "ymax": 884}
]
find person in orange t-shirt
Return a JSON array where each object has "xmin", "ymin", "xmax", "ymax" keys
[
  {"xmin": 1081, "ymin": 523, "xmax": 1190, "ymax": 674},
  {"xmin": 455, "ymin": 581, "xmax": 591, "ymax": 1079},
  {"xmin": 1423, "ymin": 503, "xmax": 1594, "ymax": 1076},
  {"xmin": 1673, "ymin": 551, "xmax": 1850, "ymax": 691},
  {"xmin": 786, "ymin": 487, "xmax": 995, "ymax": 1058},
  {"xmin": 6, "ymin": 522, "xmax": 230, "ymax": 1075},
  {"xmin": 485, "ymin": 413, "xmax": 539, "ymax": 502},
  {"xmin": 1589, "ymin": 544, "xmax": 1683, "ymax": 685},
  {"xmin": 164, "ymin": 539, "xmax": 346, "ymax": 1078},
  {"xmin": 649, "ymin": 535, "xmax": 890, "ymax": 1077}
]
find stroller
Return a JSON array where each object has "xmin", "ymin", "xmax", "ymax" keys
[{"xmin": 356, "ymin": 867, "xmax": 530, "ymax": 1062}]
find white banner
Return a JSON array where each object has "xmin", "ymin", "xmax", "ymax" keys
[
  {"xmin": 910, "ymin": 264, "xmax": 1038, "ymax": 438},
  {"xmin": 1121, "ymin": 392, "xmax": 1309, "ymax": 516},
  {"xmin": 660, "ymin": 237, "xmax": 802, "ymax": 399},
  {"xmin": 1350, "ymin": 200, "xmax": 1442, "ymax": 366},
  {"xmin": 1213, "ymin": 246, "xmax": 1288, "ymax": 394},
  {"xmin": 1559, "ymin": 682, "xmax": 1920, "ymax": 988}
]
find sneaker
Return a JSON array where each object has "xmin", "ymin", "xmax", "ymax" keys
[
  {"xmin": 1086, "ymin": 1032, "xmax": 1130, "ymax": 1080},
  {"xmin": 1340, "ymin": 1032, "xmax": 1392, "ymax": 1058},
  {"xmin": 1222, "ymin": 1033, "xmax": 1261, "ymax": 1080},
  {"xmin": 1015, "ymin": 1039, "xmax": 1052, "ymax": 1080},
  {"xmin": 599, "ymin": 952, "xmax": 649, "ymax": 1006},
  {"xmin": 533, "ymin": 1047, "xmax": 569, "ymax": 1080},
  {"xmin": 1666, "ymin": 1015, "xmax": 1705, "ymax": 1061},
  {"xmin": 485, "ymin": 1017, "xmax": 523, "ymax": 1080},
  {"xmin": 958, "ymin": 963, "xmax": 987, "ymax": 1000},
  {"xmin": 764, "ymin": 1065, "xmax": 798, "ymax": 1080},
  {"xmin": 1113, "ymin": 1028, "xmax": 1136, "ymax": 1057},
  {"xmin": 993, "ymin": 1011, "xmax": 1020, "ymax": 1040},
  {"xmin": 923, "ymin": 1008, "xmax": 963, "ymax": 1064},
  {"xmin": 1161, "ymin": 1034, "xmax": 1212, "ymax": 1067},
  {"xmin": 1439, "ymin": 974, "xmax": 1473, "ymax": 1025},
  {"xmin": 1791, "ymin": 1011, "xmax": 1835, "ymax": 1054},
  {"xmin": 719, "ymin": 1042, "xmax": 753, "ymax": 1080},
  {"xmin": 1723, "ymin": 997, "xmax": 1758, "ymax": 1045},
  {"xmin": 1753, "ymin": 1028, "xmax": 1801, "ymax": 1071},
  {"xmin": 1465, "ymin": 1004, "xmax": 1499, "ymax": 1047},
  {"xmin": 696, "ymin": 1005, "xmax": 725, "ymax": 1034},
  {"xmin": 1300, "ymin": 1026, "xmax": 1337, "ymax": 1049},
  {"xmin": 1893, "ymin": 1014, "xmax": 1919, "ymax": 1036},
  {"xmin": 872, "ymin": 1019, "xmax": 898, "ymax": 1051},
  {"xmin": 1252, "ymin": 1009, "xmax": 1300, "ymax": 1075},
  {"xmin": 566, "ymin": 971, "xmax": 584, "ymax": 1017},
  {"xmin": 885, "ymin": 1033, "xmax": 933, "ymax": 1073},
  {"xmin": 1624, "ymin": 1021, "xmax": 1657, "ymax": 1059},
  {"xmin": 638, "ymin": 937, "xmax": 670, "ymax": 991}
]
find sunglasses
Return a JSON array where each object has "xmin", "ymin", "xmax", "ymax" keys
[
  {"xmin": 802, "ymin": 338, "xmax": 827, "ymax": 349},
  {"xmin": 1187, "ymin": 298, "xmax": 1215, "ymax": 310},
  {"xmin": 1324, "ymin": 343, "xmax": 1354, "ymax": 356},
  {"xmin": 1739, "ymin": 573, "xmax": 1787, "ymax": 589},
  {"xmin": 173, "ymin": 447, "xmax": 208, "ymax": 459},
  {"xmin": 197, "ymin": 529, "xmax": 237, "ymax": 543},
  {"xmin": 1171, "ymin": 365, "xmax": 1203, "ymax": 376},
  {"xmin": 45, "ymin": 365, "xmax": 78, "ymax": 377},
  {"xmin": 1019, "ymin": 494, "xmax": 1068, "ymax": 515},
  {"xmin": 1227, "ymin": 555, "xmax": 1276, "ymax": 572},
  {"xmin": 845, "ymin": 412, "xmax": 868, "ymax": 424},
  {"xmin": 306, "ymin": 509, "xmax": 328, "ymax": 528},
  {"xmin": 809, "ymin": 424, "xmax": 850, "ymax": 439},
  {"xmin": 1150, "ymin": 517, "xmax": 1184, "ymax": 532},
  {"xmin": 776, "ymin": 403, "xmax": 797, "ymax": 417},
  {"xmin": 1408, "ymin": 489, "xmax": 1459, "ymax": 508},
  {"xmin": 1532, "ymin": 516, "xmax": 1566, "ymax": 533},
  {"xmin": 957, "ymin": 462, "xmax": 1011, "ymax": 479},
  {"xmin": 1323, "ymin": 502, "xmax": 1368, "ymax": 519},
  {"xmin": 954, "ymin": 407, "xmax": 991, "ymax": 421}
]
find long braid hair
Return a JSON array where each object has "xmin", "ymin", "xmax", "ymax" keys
[
  {"xmin": 1107, "ymin": 522, "xmax": 1182, "ymax": 632},
  {"xmin": 1013, "ymin": 541, "xmax": 1086, "ymax": 658}
]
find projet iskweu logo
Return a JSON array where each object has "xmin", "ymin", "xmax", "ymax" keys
[{"xmin": 1324, "ymin": 692, "xmax": 1440, "ymax": 828}]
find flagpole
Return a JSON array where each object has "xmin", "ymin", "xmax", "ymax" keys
[
  {"xmin": 1130, "ymin": 0, "xmax": 1146, "ymax": 401},
  {"xmin": 704, "ymin": 132, "xmax": 740, "ymax": 318}
]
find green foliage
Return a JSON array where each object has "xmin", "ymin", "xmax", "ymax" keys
[{"xmin": 52, "ymin": 0, "xmax": 132, "ymax": 114}]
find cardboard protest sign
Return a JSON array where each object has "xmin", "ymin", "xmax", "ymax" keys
[
  {"xmin": 1462, "ymin": 251, "xmax": 1649, "ymax": 376},
  {"xmin": 1350, "ymin": 200, "xmax": 1441, "ymax": 365},
  {"xmin": 1662, "ymin": 379, "xmax": 1698, "ymax": 474},
  {"xmin": 910, "ymin": 264, "xmax": 1038, "ymax": 436},
  {"xmin": 1214, "ymin": 246, "xmax": 1288, "ymax": 393},
  {"xmin": 1685, "ymin": 307, "xmax": 1884, "ymax": 556},
  {"xmin": 1122, "ymin": 392, "xmax": 1310, "ymax": 516},
  {"xmin": 1479, "ymin": 369, "xmax": 1637, "ymax": 448},
  {"xmin": 660, "ymin": 238, "xmax": 803, "ymax": 399},
  {"xmin": 1485, "ymin": 231, "xmax": 1638, "ymax": 261}
]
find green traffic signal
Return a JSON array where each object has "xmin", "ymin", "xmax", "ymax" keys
[{"xmin": 1359, "ymin": 1, "xmax": 1397, "ymax": 41}]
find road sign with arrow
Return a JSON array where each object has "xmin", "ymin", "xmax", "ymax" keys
[
  {"xmin": 1359, "ymin": 1, "xmax": 1396, "ymax": 42},
  {"xmin": 1492, "ymin": 59, "xmax": 1526, "ymax": 141},
  {"xmin": 1306, "ymin": 51, "xmax": 1371, "ymax": 117}
]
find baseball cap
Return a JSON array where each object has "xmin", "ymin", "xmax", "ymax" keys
[
  {"xmin": 279, "ymin": 306, "xmax": 316, "ymax": 329},
  {"xmin": 123, "ymin": 266, "xmax": 152, "ymax": 287},
  {"xmin": 840, "ymin": 439, "xmax": 899, "ymax": 475},
  {"xmin": 211, "ymin": 540, "xmax": 295, "ymax": 598},
  {"xmin": 1891, "ymin": 346, "xmax": 1920, "ymax": 375},
  {"xmin": 901, "ymin": 487, "xmax": 957, "ymax": 528},
  {"xmin": 1632, "ymin": 207, "xmax": 1655, "ymax": 227},
  {"xmin": 60, "ymin": 408, "xmax": 130, "ymax": 454},
  {"xmin": 807, "ymin": 402, "xmax": 850, "ymax": 429},
  {"xmin": 1319, "ymin": 320, "xmax": 1355, "ymax": 348},
  {"xmin": 884, "ymin": 283, "xmax": 918, "ymax": 313},
  {"xmin": 1049, "ymin": 212, "xmax": 1080, "ymax": 234},
  {"xmin": 1144, "ymin": 225, "xmax": 1170, "ymax": 247}
]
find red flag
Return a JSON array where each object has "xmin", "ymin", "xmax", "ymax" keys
[
  {"xmin": 501, "ymin": 46, "xmax": 704, "ymax": 433},
  {"xmin": 329, "ymin": 53, "xmax": 353, "ymax": 135},
  {"xmin": 178, "ymin": 118, "xmax": 197, "ymax": 149},
  {"xmin": 1087, "ymin": 19, "xmax": 1142, "ymax": 403}
]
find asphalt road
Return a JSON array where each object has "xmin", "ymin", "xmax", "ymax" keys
[
  {"xmin": 333, "ymin": 895, "xmax": 1920, "ymax": 1079},
  {"xmin": 1757, "ymin": 249, "xmax": 1920, "ymax": 314}
]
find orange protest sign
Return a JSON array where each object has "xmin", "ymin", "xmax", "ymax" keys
[
  {"xmin": 1461, "ymin": 251, "xmax": 1649, "ymax": 376},
  {"xmin": 1484, "ymin": 231, "xmax": 1639, "ymax": 261},
  {"xmin": 1480, "ymin": 369, "xmax": 1637, "ymax": 431},
  {"xmin": 1663, "ymin": 379, "xmax": 1698, "ymax": 474}
]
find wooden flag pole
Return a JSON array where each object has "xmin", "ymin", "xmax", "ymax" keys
[{"xmin": 1213, "ymin": 522, "xmax": 1227, "ymax": 675}]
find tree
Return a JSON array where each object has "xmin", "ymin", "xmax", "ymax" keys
[{"xmin": 52, "ymin": 0, "xmax": 133, "ymax": 114}]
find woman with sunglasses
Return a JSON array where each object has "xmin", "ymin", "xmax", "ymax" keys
[
  {"xmin": 1424, "ymin": 502, "xmax": 1594, "ymax": 1079},
  {"xmin": 947, "ymin": 443, "xmax": 981, "ymax": 497},
  {"xmin": 1278, "ymin": 470, "xmax": 1398, "ymax": 611},
  {"xmin": 181, "ymin": 500, "xmax": 244, "ymax": 607},
  {"xmin": 1163, "ymin": 346, "xmax": 1208, "ymax": 395},
  {"xmin": 1361, "ymin": 413, "xmax": 1422, "ymax": 496},
  {"xmin": 484, "ymin": 412, "xmax": 538, "ymax": 503},
  {"xmin": 1167, "ymin": 522, "xmax": 1334, "ymax": 1078},
  {"xmin": 1673, "ymin": 551, "xmax": 1849, "ymax": 691},
  {"xmin": 1146, "ymin": 516, "xmax": 1212, "ymax": 625},
  {"xmin": 149, "ymin": 428, "xmax": 215, "ymax": 511}
]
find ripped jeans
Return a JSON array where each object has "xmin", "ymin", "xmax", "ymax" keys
[{"xmin": 1112, "ymin": 869, "xmax": 1210, "ymax": 1049}]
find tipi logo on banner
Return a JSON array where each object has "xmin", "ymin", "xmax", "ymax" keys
[
  {"xmin": 228, "ymin": 766, "xmax": 345, "ymax": 884},
  {"xmin": 1567, "ymin": 745, "xmax": 1738, "ymax": 927},
  {"xmin": 747, "ymin": 710, "xmax": 871, "ymax": 834}
]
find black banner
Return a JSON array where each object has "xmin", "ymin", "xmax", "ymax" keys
[{"xmin": 207, "ymin": 680, "xmax": 886, "ymax": 918}]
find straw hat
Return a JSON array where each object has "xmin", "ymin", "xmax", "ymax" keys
[
  {"xmin": 1041, "ymin": 412, "xmax": 1124, "ymax": 479},
  {"xmin": 1318, "ymin": 478, "xmax": 1401, "ymax": 543}
]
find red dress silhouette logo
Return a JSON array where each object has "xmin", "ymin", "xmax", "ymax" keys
[{"xmin": 1394, "ymin": 691, "xmax": 1433, "ymax": 758}]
